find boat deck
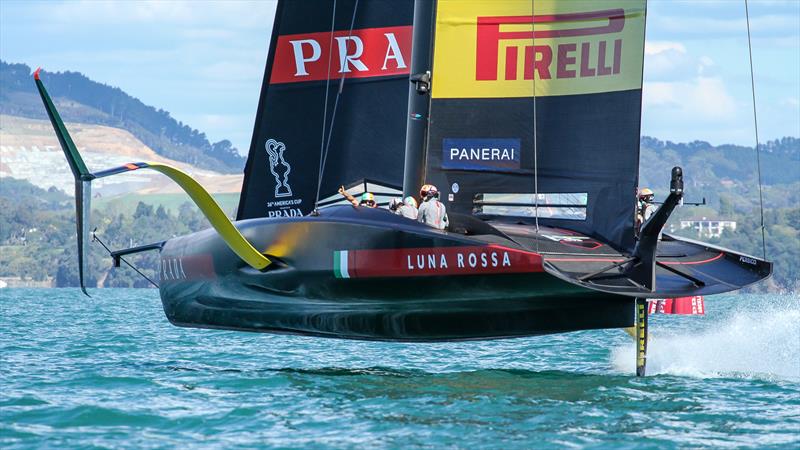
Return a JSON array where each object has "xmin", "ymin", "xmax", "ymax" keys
[{"xmin": 488, "ymin": 222, "xmax": 771, "ymax": 298}]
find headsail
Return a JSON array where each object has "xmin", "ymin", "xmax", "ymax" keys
[
  {"xmin": 425, "ymin": 0, "xmax": 647, "ymax": 250},
  {"xmin": 237, "ymin": 0, "xmax": 414, "ymax": 220}
]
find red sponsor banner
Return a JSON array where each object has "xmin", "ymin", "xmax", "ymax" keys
[
  {"xmin": 270, "ymin": 26, "xmax": 412, "ymax": 84},
  {"xmin": 334, "ymin": 245, "xmax": 543, "ymax": 278},
  {"xmin": 648, "ymin": 296, "xmax": 705, "ymax": 315}
]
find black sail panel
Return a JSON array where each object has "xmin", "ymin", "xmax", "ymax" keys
[
  {"xmin": 426, "ymin": 0, "xmax": 647, "ymax": 251},
  {"xmin": 238, "ymin": 0, "xmax": 414, "ymax": 220}
]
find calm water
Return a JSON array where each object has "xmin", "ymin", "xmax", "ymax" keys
[{"xmin": 1, "ymin": 288, "xmax": 798, "ymax": 449}]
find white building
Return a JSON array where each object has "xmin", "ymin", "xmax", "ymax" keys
[{"xmin": 679, "ymin": 217, "xmax": 737, "ymax": 238}]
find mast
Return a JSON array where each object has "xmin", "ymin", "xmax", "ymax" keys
[{"xmin": 402, "ymin": 0, "xmax": 435, "ymax": 198}]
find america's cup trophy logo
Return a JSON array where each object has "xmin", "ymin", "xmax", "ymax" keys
[{"xmin": 266, "ymin": 138, "xmax": 292, "ymax": 198}]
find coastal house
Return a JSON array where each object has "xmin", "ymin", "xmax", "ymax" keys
[{"xmin": 679, "ymin": 217, "xmax": 737, "ymax": 238}]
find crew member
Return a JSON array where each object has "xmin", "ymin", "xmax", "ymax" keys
[
  {"xmin": 389, "ymin": 198, "xmax": 403, "ymax": 212},
  {"xmin": 359, "ymin": 192, "xmax": 377, "ymax": 208},
  {"xmin": 637, "ymin": 188, "xmax": 657, "ymax": 228},
  {"xmin": 401, "ymin": 196, "xmax": 419, "ymax": 219},
  {"xmin": 417, "ymin": 184, "xmax": 448, "ymax": 230},
  {"xmin": 338, "ymin": 185, "xmax": 359, "ymax": 207},
  {"xmin": 391, "ymin": 196, "xmax": 418, "ymax": 219}
]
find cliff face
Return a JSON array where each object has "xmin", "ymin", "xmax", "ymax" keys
[{"xmin": 0, "ymin": 114, "xmax": 242, "ymax": 196}]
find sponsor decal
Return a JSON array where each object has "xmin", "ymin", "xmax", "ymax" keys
[
  {"xmin": 270, "ymin": 26, "xmax": 412, "ymax": 84},
  {"xmin": 442, "ymin": 138, "xmax": 521, "ymax": 172},
  {"xmin": 266, "ymin": 198, "xmax": 304, "ymax": 218},
  {"xmin": 265, "ymin": 139, "xmax": 304, "ymax": 217},
  {"xmin": 333, "ymin": 245, "xmax": 543, "ymax": 279},
  {"xmin": 432, "ymin": 0, "xmax": 646, "ymax": 99},
  {"xmin": 160, "ymin": 254, "xmax": 215, "ymax": 282},
  {"xmin": 266, "ymin": 139, "xmax": 292, "ymax": 198},
  {"xmin": 739, "ymin": 255, "xmax": 757, "ymax": 265},
  {"xmin": 475, "ymin": 10, "xmax": 624, "ymax": 82}
]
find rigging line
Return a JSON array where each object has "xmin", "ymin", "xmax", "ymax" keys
[
  {"xmin": 532, "ymin": 0, "xmax": 540, "ymax": 252},
  {"xmin": 745, "ymin": 0, "xmax": 767, "ymax": 259},
  {"xmin": 92, "ymin": 231, "xmax": 159, "ymax": 288},
  {"xmin": 314, "ymin": 0, "xmax": 360, "ymax": 210},
  {"xmin": 314, "ymin": 0, "xmax": 338, "ymax": 211}
]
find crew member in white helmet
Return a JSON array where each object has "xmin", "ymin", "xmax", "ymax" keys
[
  {"xmin": 390, "ymin": 196, "xmax": 419, "ymax": 219},
  {"xmin": 400, "ymin": 196, "xmax": 419, "ymax": 219},
  {"xmin": 417, "ymin": 184, "xmax": 448, "ymax": 230},
  {"xmin": 637, "ymin": 188, "xmax": 657, "ymax": 227}
]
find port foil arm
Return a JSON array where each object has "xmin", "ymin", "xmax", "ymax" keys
[
  {"xmin": 33, "ymin": 68, "xmax": 270, "ymax": 297},
  {"xmin": 94, "ymin": 162, "xmax": 271, "ymax": 270}
]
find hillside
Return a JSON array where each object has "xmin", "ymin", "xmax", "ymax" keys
[
  {"xmin": 0, "ymin": 114, "xmax": 242, "ymax": 196},
  {"xmin": 639, "ymin": 136, "xmax": 799, "ymax": 212},
  {"xmin": 0, "ymin": 61, "xmax": 245, "ymax": 173},
  {"xmin": 0, "ymin": 177, "xmax": 217, "ymax": 288}
]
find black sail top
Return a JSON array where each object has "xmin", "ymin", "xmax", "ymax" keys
[
  {"xmin": 238, "ymin": 0, "xmax": 414, "ymax": 219},
  {"xmin": 424, "ymin": 0, "xmax": 647, "ymax": 251}
]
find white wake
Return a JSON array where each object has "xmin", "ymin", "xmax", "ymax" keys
[{"xmin": 611, "ymin": 297, "xmax": 800, "ymax": 380}]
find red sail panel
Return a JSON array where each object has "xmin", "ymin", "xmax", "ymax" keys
[{"xmin": 270, "ymin": 26, "xmax": 412, "ymax": 84}]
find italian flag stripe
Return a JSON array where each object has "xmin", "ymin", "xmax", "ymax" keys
[{"xmin": 334, "ymin": 250, "xmax": 350, "ymax": 278}]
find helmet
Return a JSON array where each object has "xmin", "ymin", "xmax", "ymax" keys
[
  {"xmin": 389, "ymin": 198, "xmax": 403, "ymax": 211},
  {"xmin": 359, "ymin": 192, "xmax": 376, "ymax": 207},
  {"xmin": 638, "ymin": 188, "xmax": 654, "ymax": 201},
  {"xmin": 404, "ymin": 196, "xmax": 418, "ymax": 209},
  {"xmin": 420, "ymin": 184, "xmax": 439, "ymax": 199}
]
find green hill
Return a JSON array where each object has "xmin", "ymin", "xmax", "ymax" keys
[
  {"xmin": 639, "ymin": 136, "xmax": 799, "ymax": 211},
  {"xmin": 0, "ymin": 60, "xmax": 245, "ymax": 173}
]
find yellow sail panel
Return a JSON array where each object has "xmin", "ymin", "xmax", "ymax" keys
[{"xmin": 432, "ymin": 0, "xmax": 646, "ymax": 99}]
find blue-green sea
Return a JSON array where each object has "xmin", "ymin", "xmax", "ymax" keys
[{"xmin": 1, "ymin": 289, "xmax": 798, "ymax": 449}]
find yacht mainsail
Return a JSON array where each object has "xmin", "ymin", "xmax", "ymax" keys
[
  {"xmin": 424, "ymin": 0, "xmax": 646, "ymax": 251},
  {"xmin": 238, "ymin": 0, "xmax": 414, "ymax": 219}
]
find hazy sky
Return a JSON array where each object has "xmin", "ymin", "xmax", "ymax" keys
[{"xmin": 1, "ymin": 0, "xmax": 798, "ymax": 155}]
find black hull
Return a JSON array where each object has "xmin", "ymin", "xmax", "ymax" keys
[
  {"xmin": 156, "ymin": 206, "xmax": 769, "ymax": 342},
  {"xmin": 158, "ymin": 206, "xmax": 634, "ymax": 341},
  {"xmin": 161, "ymin": 275, "xmax": 634, "ymax": 342}
]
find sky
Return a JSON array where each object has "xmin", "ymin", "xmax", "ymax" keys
[{"xmin": 1, "ymin": 0, "xmax": 798, "ymax": 155}]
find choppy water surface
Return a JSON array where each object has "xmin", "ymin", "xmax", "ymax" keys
[{"xmin": 1, "ymin": 289, "xmax": 798, "ymax": 449}]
